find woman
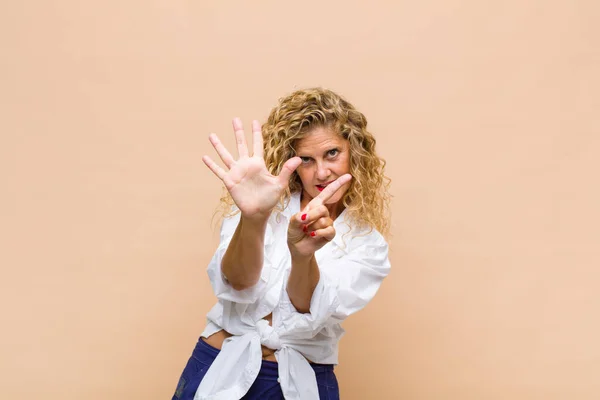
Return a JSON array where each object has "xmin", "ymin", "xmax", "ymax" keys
[{"xmin": 173, "ymin": 88, "xmax": 391, "ymax": 400}]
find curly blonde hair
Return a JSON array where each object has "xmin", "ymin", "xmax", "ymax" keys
[{"xmin": 218, "ymin": 87, "xmax": 391, "ymax": 237}]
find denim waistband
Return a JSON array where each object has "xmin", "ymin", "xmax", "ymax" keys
[{"xmin": 194, "ymin": 336, "xmax": 334, "ymax": 378}]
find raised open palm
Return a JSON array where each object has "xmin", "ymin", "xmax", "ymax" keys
[{"xmin": 202, "ymin": 118, "xmax": 302, "ymax": 219}]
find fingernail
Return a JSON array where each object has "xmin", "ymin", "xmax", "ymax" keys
[
  {"xmin": 303, "ymin": 225, "xmax": 308, "ymax": 232},
  {"xmin": 310, "ymin": 232, "xmax": 316, "ymax": 237},
  {"xmin": 301, "ymin": 214, "xmax": 307, "ymax": 221}
]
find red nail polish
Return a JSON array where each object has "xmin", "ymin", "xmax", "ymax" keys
[
  {"xmin": 310, "ymin": 232, "xmax": 316, "ymax": 237},
  {"xmin": 303, "ymin": 225, "xmax": 308, "ymax": 232},
  {"xmin": 301, "ymin": 214, "xmax": 307, "ymax": 221}
]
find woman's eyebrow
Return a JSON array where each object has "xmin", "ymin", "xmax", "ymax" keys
[{"xmin": 296, "ymin": 147, "xmax": 339, "ymax": 157}]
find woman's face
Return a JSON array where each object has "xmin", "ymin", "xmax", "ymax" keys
[{"xmin": 294, "ymin": 126, "xmax": 351, "ymax": 208}]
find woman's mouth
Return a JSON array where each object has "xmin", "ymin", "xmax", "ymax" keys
[{"xmin": 316, "ymin": 181, "xmax": 333, "ymax": 192}]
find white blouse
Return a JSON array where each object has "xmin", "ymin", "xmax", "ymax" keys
[{"xmin": 193, "ymin": 192, "xmax": 390, "ymax": 400}]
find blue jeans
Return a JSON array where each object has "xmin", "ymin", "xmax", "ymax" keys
[{"xmin": 172, "ymin": 337, "xmax": 340, "ymax": 400}]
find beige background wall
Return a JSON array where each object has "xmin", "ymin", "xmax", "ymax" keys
[{"xmin": 1, "ymin": 1, "xmax": 599, "ymax": 399}]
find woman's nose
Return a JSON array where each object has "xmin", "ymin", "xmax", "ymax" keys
[{"xmin": 316, "ymin": 163, "xmax": 330, "ymax": 180}]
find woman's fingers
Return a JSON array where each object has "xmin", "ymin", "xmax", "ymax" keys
[
  {"xmin": 294, "ymin": 205, "xmax": 329, "ymax": 228},
  {"xmin": 233, "ymin": 118, "xmax": 264, "ymax": 159},
  {"xmin": 306, "ymin": 216, "xmax": 333, "ymax": 232},
  {"xmin": 208, "ymin": 133, "xmax": 235, "ymax": 169},
  {"xmin": 232, "ymin": 117, "xmax": 249, "ymax": 158},
  {"xmin": 310, "ymin": 225, "xmax": 336, "ymax": 242},
  {"xmin": 288, "ymin": 207, "xmax": 336, "ymax": 247},
  {"xmin": 252, "ymin": 120, "xmax": 264, "ymax": 158},
  {"xmin": 308, "ymin": 174, "xmax": 352, "ymax": 208},
  {"xmin": 202, "ymin": 155, "xmax": 226, "ymax": 181},
  {"xmin": 278, "ymin": 157, "xmax": 302, "ymax": 187}
]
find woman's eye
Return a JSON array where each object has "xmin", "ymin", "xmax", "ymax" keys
[
  {"xmin": 300, "ymin": 157, "xmax": 311, "ymax": 163},
  {"xmin": 327, "ymin": 149, "xmax": 339, "ymax": 157}
]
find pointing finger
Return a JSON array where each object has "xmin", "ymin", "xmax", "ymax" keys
[{"xmin": 309, "ymin": 174, "xmax": 352, "ymax": 207}]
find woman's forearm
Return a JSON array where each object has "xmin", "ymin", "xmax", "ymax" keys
[
  {"xmin": 221, "ymin": 215, "xmax": 269, "ymax": 290},
  {"xmin": 286, "ymin": 254, "xmax": 320, "ymax": 313}
]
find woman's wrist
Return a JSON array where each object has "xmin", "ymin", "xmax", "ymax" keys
[
  {"xmin": 240, "ymin": 213, "xmax": 270, "ymax": 232},
  {"xmin": 290, "ymin": 251, "xmax": 315, "ymax": 266}
]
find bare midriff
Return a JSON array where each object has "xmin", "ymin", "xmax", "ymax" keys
[{"xmin": 202, "ymin": 313, "xmax": 278, "ymax": 362}]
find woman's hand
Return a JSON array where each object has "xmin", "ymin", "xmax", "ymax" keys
[
  {"xmin": 287, "ymin": 174, "xmax": 352, "ymax": 258},
  {"xmin": 203, "ymin": 118, "xmax": 302, "ymax": 220}
]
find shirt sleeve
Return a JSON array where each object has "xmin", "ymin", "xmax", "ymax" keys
[
  {"xmin": 206, "ymin": 210, "xmax": 276, "ymax": 304},
  {"xmin": 279, "ymin": 231, "xmax": 391, "ymax": 336}
]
